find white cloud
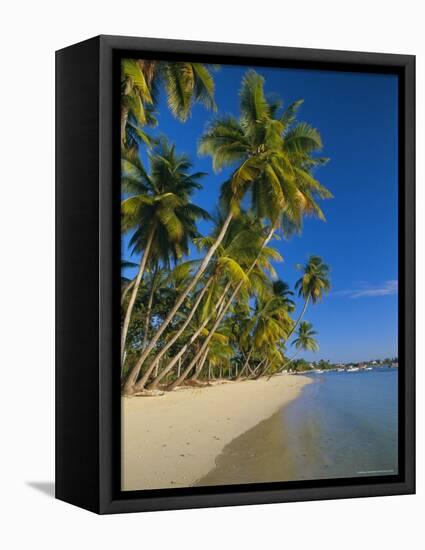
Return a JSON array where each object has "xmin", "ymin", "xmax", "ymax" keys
[{"xmin": 333, "ymin": 280, "xmax": 398, "ymax": 299}]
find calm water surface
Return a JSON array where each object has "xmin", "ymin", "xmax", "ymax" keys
[
  {"xmin": 284, "ymin": 367, "xmax": 398, "ymax": 480},
  {"xmin": 197, "ymin": 367, "xmax": 398, "ymax": 486}
]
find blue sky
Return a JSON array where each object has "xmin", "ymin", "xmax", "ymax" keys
[{"xmin": 122, "ymin": 63, "xmax": 398, "ymax": 363}]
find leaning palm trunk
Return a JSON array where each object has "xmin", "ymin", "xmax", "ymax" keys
[
  {"xmin": 285, "ymin": 296, "xmax": 310, "ymax": 342},
  {"xmin": 191, "ymin": 347, "xmax": 209, "ymax": 381},
  {"xmin": 235, "ymin": 348, "xmax": 253, "ymax": 381},
  {"xmin": 121, "ymin": 279, "xmax": 135, "ymax": 306},
  {"xmin": 121, "ymin": 225, "xmax": 156, "ymax": 365},
  {"xmin": 251, "ymin": 358, "xmax": 268, "ymax": 379},
  {"xmin": 145, "ymin": 318, "xmax": 210, "ymax": 389},
  {"xmin": 255, "ymin": 359, "xmax": 270, "ymax": 380},
  {"xmin": 168, "ymin": 224, "xmax": 277, "ymax": 390},
  {"xmin": 134, "ymin": 275, "xmax": 214, "ymax": 391},
  {"xmin": 141, "ymin": 267, "xmax": 157, "ymax": 351},
  {"xmin": 145, "ymin": 282, "xmax": 232, "ymax": 390},
  {"xmin": 123, "ymin": 212, "xmax": 233, "ymax": 394},
  {"xmin": 134, "ymin": 276, "xmax": 215, "ymax": 391}
]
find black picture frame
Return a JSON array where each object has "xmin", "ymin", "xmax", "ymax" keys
[{"xmin": 56, "ymin": 35, "xmax": 415, "ymax": 514}]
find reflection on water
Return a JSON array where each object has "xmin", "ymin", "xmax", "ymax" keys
[
  {"xmin": 196, "ymin": 368, "xmax": 398, "ymax": 487},
  {"xmin": 285, "ymin": 368, "xmax": 398, "ymax": 480}
]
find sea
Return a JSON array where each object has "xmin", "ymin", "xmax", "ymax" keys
[
  {"xmin": 197, "ymin": 367, "xmax": 398, "ymax": 486},
  {"xmin": 282, "ymin": 367, "xmax": 399, "ymax": 480}
]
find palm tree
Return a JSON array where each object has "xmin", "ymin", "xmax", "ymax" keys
[
  {"xmin": 269, "ymin": 321, "xmax": 319, "ymax": 378},
  {"xmin": 235, "ymin": 287, "xmax": 293, "ymax": 380},
  {"xmin": 193, "ymin": 330, "xmax": 232, "ymax": 381},
  {"xmin": 123, "ymin": 70, "xmax": 330, "ymax": 394},
  {"xmin": 170, "ymin": 71, "xmax": 332, "ymax": 388},
  {"xmin": 142, "ymin": 217, "xmax": 275, "ymax": 391},
  {"xmin": 287, "ymin": 255, "xmax": 331, "ymax": 340},
  {"xmin": 293, "ymin": 321, "xmax": 319, "ymax": 352},
  {"xmin": 290, "ymin": 321, "xmax": 319, "ymax": 371},
  {"xmin": 167, "ymin": 236, "xmax": 283, "ymax": 390},
  {"xmin": 199, "ymin": 70, "xmax": 331, "ymax": 229},
  {"xmin": 121, "ymin": 59, "xmax": 217, "ymax": 148},
  {"xmin": 140, "ymin": 264, "xmax": 165, "ymax": 351},
  {"xmin": 120, "ymin": 259, "xmax": 139, "ymax": 305},
  {"xmin": 270, "ymin": 280, "xmax": 296, "ymax": 313},
  {"xmin": 145, "ymin": 280, "xmax": 233, "ymax": 390},
  {"xmin": 131, "ymin": 211, "xmax": 279, "ymax": 391},
  {"xmin": 123, "ymin": 205, "xmax": 236, "ymax": 393},
  {"xmin": 120, "ymin": 140, "xmax": 209, "ymax": 370},
  {"xmin": 121, "ymin": 59, "xmax": 155, "ymax": 147}
]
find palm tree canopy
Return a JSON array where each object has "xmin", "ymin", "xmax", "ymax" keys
[
  {"xmin": 247, "ymin": 296, "xmax": 293, "ymax": 349},
  {"xmin": 121, "ymin": 138, "xmax": 211, "ymax": 267},
  {"xmin": 295, "ymin": 255, "xmax": 331, "ymax": 303},
  {"xmin": 121, "ymin": 59, "xmax": 217, "ymax": 148},
  {"xmin": 270, "ymin": 280, "xmax": 296, "ymax": 312},
  {"xmin": 199, "ymin": 70, "xmax": 332, "ymax": 229},
  {"xmin": 293, "ymin": 321, "xmax": 319, "ymax": 352}
]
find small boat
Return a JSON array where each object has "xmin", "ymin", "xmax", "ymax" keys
[
  {"xmin": 347, "ymin": 367, "xmax": 360, "ymax": 372},
  {"xmin": 365, "ymin": 367, "xmax": 373, "ymax": 371}
]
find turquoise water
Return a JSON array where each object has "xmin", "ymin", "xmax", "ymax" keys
[{"xmin": 283, "ymin": 367, "xmax": 399, "ymax": 481}]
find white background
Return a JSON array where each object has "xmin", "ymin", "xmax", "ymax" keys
[{"xmin": 0, "ymin": 1, "xmax": 422, "ymax": 548}]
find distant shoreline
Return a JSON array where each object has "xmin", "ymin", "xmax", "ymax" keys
[{"xmin": 121, "ymin": 374, "xmax": 311, "ymax": 491}]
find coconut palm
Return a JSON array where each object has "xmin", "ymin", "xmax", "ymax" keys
[
  {"xmin": 288, "ymin": 255, "xmax": 331, "ymax": 340},
  {"xmin": 169, "ymin": 71, "xmax": 332, "ymax": 389},
  {"xmin": 145, "ymin": 280, "xmax": 233, "ymax": 390},
  {"xmin": 205, "ymin": 338, "xmax": 233, "ymax": 380},
  {"xmin": 120, "ymin": 259, "xmax": 139, "ymax": 305},
  {"xmin": 268, "ymin": 321, "xmax": 318, "ymax": 378},
  {"xmin": 121, "ymin": 59, "xmax": 217, "ymax": 148},
  {"xmin": 123, "ymin": 71, "xmax": 330, "ymax": 394},
  {"xmin": 129, "ymin": 210, "xmax": 279, "ymax": 391},
  {"xmin": 167, "ymin": 236, "xmax": 283, "ymax": 390},
  {"xmin": 143, "ymin": 218, "xmax": 277, "ymax": 391},
  {"xmin": 121, "ymin": 59, "xmax": 155, "ymax": 147},
  {"xmin": 193, "ymin": 329, "xmax": 233, "ymax": 381},
  {"xmin": 270, "ymin": 280, "xmax": 296, "ymax": 312},
  {"xmin": 120, "ymin": 140, "xmax": 209, "ymax": 369},
  {"xmin": 235, "ymin": 289, "xmax": 293, "ymax": 380},
  {"xmin": 140, "ymin": 264, "xmax": 168, "ymax": 352},
  {"xmin": 293, "ymin": 321, "xmax": 319, "ymax": 352},
  {"xmin": 123, "ymin": 70, "xmax": 328, "ymax": 391},
  {"xmin": 199, "ymin": 70, "xmax": 331, "ymax": 228}
]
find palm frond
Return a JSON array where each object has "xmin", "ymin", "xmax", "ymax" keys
[
  {"xmin": 285, "ymin": 122, "xmax": 323, "ymax": 154},
  {"xmin": 280, "ymin": 99, "xmax": 304, "ymax": 131}
]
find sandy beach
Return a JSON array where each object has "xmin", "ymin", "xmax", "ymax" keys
[{"xmin": 122, "ymin": 374, "xmax": 311, "ymax": 491}]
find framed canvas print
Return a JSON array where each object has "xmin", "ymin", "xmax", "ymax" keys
[{"xmin": 56, "ymin": 35, "xmax": 415, "ymax": 514}]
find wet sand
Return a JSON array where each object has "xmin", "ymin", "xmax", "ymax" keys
[
  {"xmin": 122, "ymin": 374, "xmax": 311, "ymax": 491},
  {"xmin": 196, "ymin": 405, "xmax": 298, "ymax": 487}
]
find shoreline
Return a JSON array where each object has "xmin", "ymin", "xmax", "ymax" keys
[
  {"xmin": 196, "ymin": 368, "xmax": 399, "ymax": 487},
  {"xmin": 121, "ymin": 374, "xmax": 311, "ymax": 491}
]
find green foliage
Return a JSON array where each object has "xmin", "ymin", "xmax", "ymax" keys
[
  {"xmin": 199, "ymin": 70, "xmax": 331, "ymax": 235},
  {"xmin": 293, "ymin": 321, "xmax": 319, "ymax": 352},
  {"xmin": 121, "ymin": 59, "xmax": 217, "ymax": 150},
  {"xmin": 295, "ymin": 255, "xmax": 331, "ymax": 303},
  {"xmin": 120, "ymin": 65, "xmax": 333, "ymax": 390},
  {"xmin": 122, "ymin": 138, "xmax": 211, "ymax": 267}
]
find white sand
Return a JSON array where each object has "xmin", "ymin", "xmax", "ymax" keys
[{"xmin": 121, "ymin": 374, "xmax": 311, "ymax": 491}]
